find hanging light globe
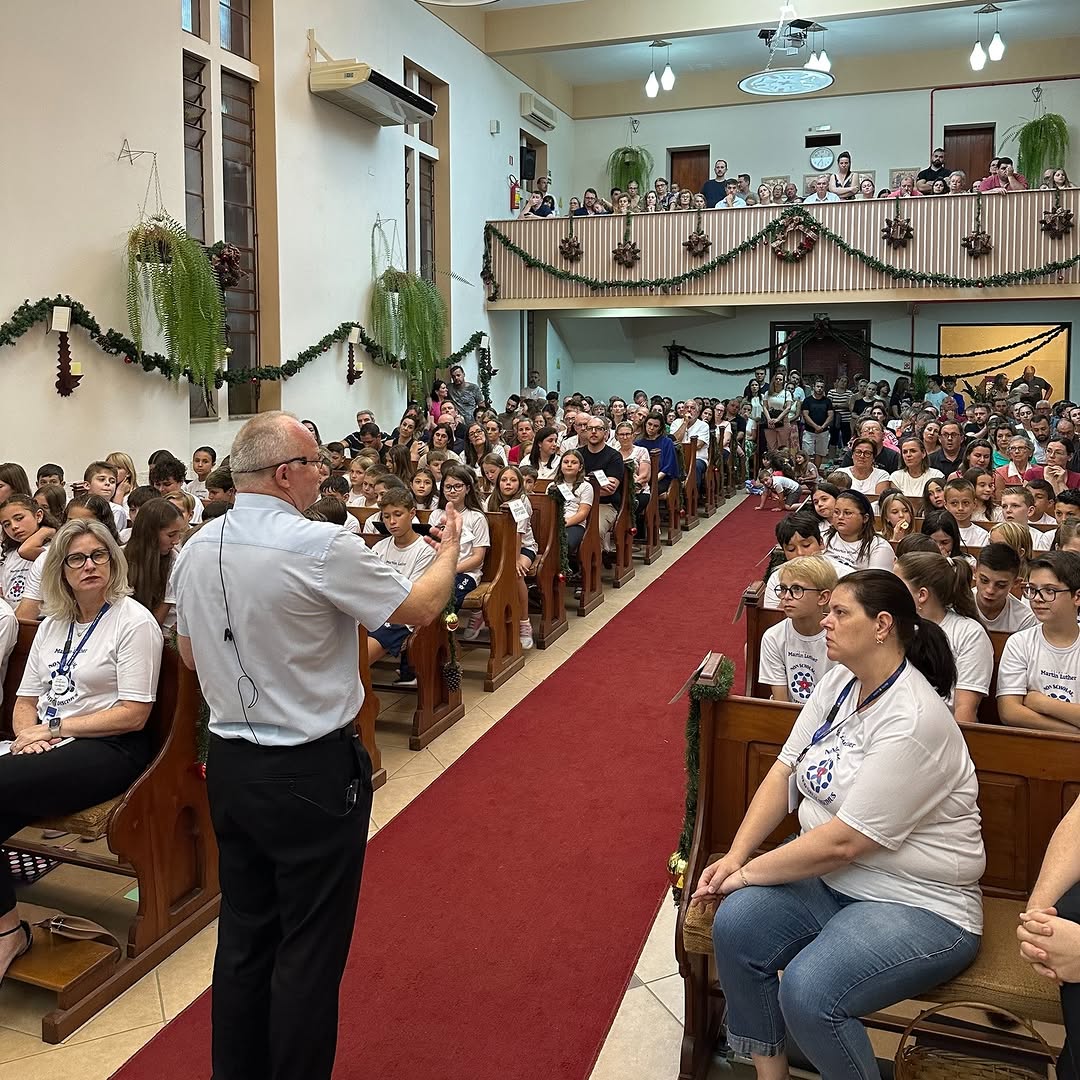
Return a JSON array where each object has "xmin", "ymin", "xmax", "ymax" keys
[
  {"xmin": 987, "ymin": 30, "xmax": 1005, "ymax": 61},
  {"xmin": 660, "ymin": 62, "xmax": 675, "ymax": 91},
  {"xmin": 645, "ymin": 70, "xmax": 660, "ymax": 98},
  {"xmin": 969, "ymin": 39, "xmax": 987, "ymax": 70}
]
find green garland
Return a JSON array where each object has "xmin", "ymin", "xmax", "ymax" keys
[
  {"xmin": 672, "ymin": 655, "xmax": 735, "ymax": 903},
  {"xmin": 548, "ymin": 484, "xmax": 570, "ymax": 577},
  {"xmin": 483, "ymin": 202, "xmax": 1080, "ymax": 297},
  {"xmin": 0, "ymin": 295, "xmax": 487, "ymax": 389},
  {"xmin": 477, "ymin": 344, "xmax": 497, "ymax": 408}
]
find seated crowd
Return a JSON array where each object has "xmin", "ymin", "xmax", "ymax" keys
[
  {"xmin": 682, "ymin": 361, "xmax": 1080, "ymax": 1080},
  {"xmin": 518, "ymin": 151, "xmax": 1073, "ymax": 218}
]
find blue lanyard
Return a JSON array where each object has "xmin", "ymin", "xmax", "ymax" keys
[
  {"xmin": 57, "ymin": 602, "xmax": 111, "ymax": 677},
  {"xmin": 794, "ymin": 660, "xmax": 906, "ymax": 768}
]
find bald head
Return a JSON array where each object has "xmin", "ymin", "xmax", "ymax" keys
[{"xmin": 230, "ymin": 411, "xmax": 321, "ymax": 507}]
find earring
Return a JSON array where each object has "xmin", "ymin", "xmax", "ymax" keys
[{"xmin": 876, "ymin": 636, "xmax": 885, "ymax": 645}]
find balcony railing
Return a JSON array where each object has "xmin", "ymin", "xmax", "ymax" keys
[{"xmin": 482, "ymin": 189, "xmax": 1080, "ymax": 307}]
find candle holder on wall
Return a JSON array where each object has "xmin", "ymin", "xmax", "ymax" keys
[
  {"xmin": 49, "ymin": 306, "xmax": 82, "ymax": 397},
  {"xmin": 347, "ymin": 326, "xmax": 363, "ymax": 384}
]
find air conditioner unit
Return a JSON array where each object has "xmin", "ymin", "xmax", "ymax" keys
[
  {"xmin": 520, "ymin": 93, "xmax": 557, "ymax": 132},
  {"xmin": 306, "ymin": 32, "xmax": 436, "ymax": 127}
]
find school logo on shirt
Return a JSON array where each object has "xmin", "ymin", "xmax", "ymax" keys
[
  {"xmin": 7, "ymin": 573, "xmax": 26, "ymax": 601},
  {"xmin": 44, "ymin": 664, "xmax": 79, "ymax": 707},
  {"xmin": 1040, "ymin": 670, "xmax": 1076, "ymax": 702},
  {"xmin": 789, "ymin": 664, "xmax": 817, "ymax": 703},
  {"xmin": 805, "ymin": 756, "xmax": 834, "ymax": 797}
]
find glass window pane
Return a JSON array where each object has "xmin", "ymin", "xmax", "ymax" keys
[
  {"xmin": 223, "ymin": 161, "xmax": 252, "ymax": 205},
  {"xmin": 220, "ymin": 1, "xmax": 251, "ymax": 59},
  {"xmin": 185, "ymin": 194, "xmax": 205, "ymax": 244},
  {"xmin": 182, "ymin": 0, "xmax": 201, "ymax": 37}
]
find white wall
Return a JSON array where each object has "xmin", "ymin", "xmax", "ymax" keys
[
  {"xmin": 0, "ymin": 1, "xmax": 192, "ymax": 484},
  {"xmin": 571, "ymin": 80, "xmax": 1080, "ymax": 201},
  {"xmin": 0, "ymin": 0, "xmax": 572, "ymax": 481},
  {"xmin": 561, "ymin": 300, "xmax": 1080, "ymax": 403}
]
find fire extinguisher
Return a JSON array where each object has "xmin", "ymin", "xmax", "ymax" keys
[{"xmin": 508, "ymin": 173, "xmax": 521, "ymax": 213}]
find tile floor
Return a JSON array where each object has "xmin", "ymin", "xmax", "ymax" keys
[{"xmin": 0, "ymin": 501, "xmax": 757, "ymax": 1079}]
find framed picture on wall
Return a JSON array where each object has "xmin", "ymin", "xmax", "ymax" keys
[
  {"xmin": 889, "ymin": 167, "xmax": 921, "ymax": 191},
  {"xmin": 760, "ymin": 175, "xmax": 789, "ymax": 192}
]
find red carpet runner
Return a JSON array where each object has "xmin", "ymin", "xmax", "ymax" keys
[{"xmin": 113, "ymin": 499, "xmax": 777, "ymax": 1080}]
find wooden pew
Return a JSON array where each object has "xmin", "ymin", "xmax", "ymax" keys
[
  {"xmin": 681, "ymin": 438, "xmax": 700, "ymax": 531},
  {"xmin": 675, "ymin": 666, "xmax": 1079, "ymax": 1080},
  {"xmin": 459, "ymin": 508, "xmax": 527, "ymax": 691},
  {"xmin": 576, "ymin": 480, "xmax": 605, "ymax": 616},
  {"xmin": 359, "ymin": 538, "xmax": 465, "ymax": 750},
  {"xmin": 3, "ymin": 623, "xmax": 220, "ymax": 1043},
  {"xmin": 702, "ymin": 430, "xmax": 718, "ymax": 518},
  {"xmin": 661, "ymin": 472, "xmax": 683, "ymax": 547},
  {"xmin": 637, "ymin": 449, "xmax": 663, "ymax": 565},
  {"xmin": 527, "ymin": 481, "xmax": 569, "ymax": 649},
  {"xmin": 610, "ymin": 461, "xmax": 636, "ymax": 589},
  {"xmin": 357, "ymin": 625, "xmax": 388, "ymax": 785}
]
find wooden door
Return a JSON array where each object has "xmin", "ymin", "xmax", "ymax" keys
[
  {"xmin": 670, "ymin": 149, "xmax": 710, "ymax": 195},
  {"xmin": 944, "ymin": 124, "xmax": 995, "ymax": 188}
]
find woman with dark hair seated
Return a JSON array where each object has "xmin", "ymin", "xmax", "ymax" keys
[
  {"xmin": 693, "ymin": 569, "xmax": 982, "ymax": 1080},
  {"xmin": 0, "ymin": 519, "xmax": 163, "ymax": 980}
]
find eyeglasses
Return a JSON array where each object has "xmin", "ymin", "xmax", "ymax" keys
[
  {"xmin": 772, "ymin": 584, "xmax": 824, "ymax": 599},
  {"xmin": 442, "ymin": 483, "xmax": 466, "ymax": 494},
  {"xmin": 852, "ymin": 449, "xmax": 874, "ymax": 457},
  {"xmin": 64, "ymin": 548, "xmax": 111, "ymax": 570},
  {"xmin": 1021, "ymin": 584, "xmax": 1074, "ymax": 602},
  {"xmin": 235, "ymin": 456, "xmax": 321, "ymax": 474}
]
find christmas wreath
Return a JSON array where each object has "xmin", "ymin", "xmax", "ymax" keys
[{"xmin": 770, "ymin": 217, "xmax": 818, "ymax": 263}]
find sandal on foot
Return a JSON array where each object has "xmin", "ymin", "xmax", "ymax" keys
[{"xmin": 0, "ymin": 920, "xmax": 32, "ymax": 984}]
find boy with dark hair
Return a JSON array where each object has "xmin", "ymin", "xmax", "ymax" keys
[
  {"xmin": 1056, "ymin": 490, "xmax": 1080, "ymax": 526},
  {"xmin": 369, "ymin": 489, "xmax": 433, "ymax": 688},
  {"xmin": 973, "ymin": 543, "xmax": 1038, "ymax": 632},
  {"xmin": 36, "ymin": 463, "xmax": 64, "ymax": 487},
  {"xmin": 1027, "ymin": 478, "xmax": 1057, "ymax": 524},
  {"xmin": 326, "ymin": 442, "xmax": 348, "ymax": 474},
  {"xmin": 943, "ymin": 478, "xmax": 989, "ymax": 547},
  {"xmin": 998, "ymin": 551, "xmax": 1080, "ymax": 731},
  {"xmin": 762, "ymin": 513, "xmax": 827, "ymax": 610},
  {"xmin": 84, "ymin": 460, "xmax": 126, "ymax": 531},
  {"xmin": 205, "ymin": 466, "xmax": 235, "ymax": 506}
]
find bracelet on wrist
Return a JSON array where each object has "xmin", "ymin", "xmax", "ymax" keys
[{"xmin": 739, "ymin": 866, "xmax": 750, "ymax": 889}]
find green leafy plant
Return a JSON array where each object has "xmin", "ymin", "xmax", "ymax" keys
[
  {"xmin": 368, "ymin": 221, "xmax": 448, "ymax": 401},
  {"xmin": 126, "ymin": 214, "xmax": 225, "ymax": 391},
  {"xmin": 606, "ymin": 145, "xmax": 654, "ymax": 196},
  {"xmin": 1003, "ymin": 110, "xmax": 1070, "ymax": 187},
  {"xmin": 910, "ymin": 363, "xmax": 930, "ymax": 401}
]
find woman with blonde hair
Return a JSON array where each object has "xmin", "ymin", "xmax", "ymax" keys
[
  {"xmin": 106, "ymin": 452, "xmax": 137, "ymax": 508},
  {"xmin": 0, "ymin": 518, "xmax": 163, "ymax": 981}
]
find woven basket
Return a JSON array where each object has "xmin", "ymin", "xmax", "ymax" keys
[{"xmin": 894, "ymin": 1000, "xmax": 1056, "ymax": 1080}]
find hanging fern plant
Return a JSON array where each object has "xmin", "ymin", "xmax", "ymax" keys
[
  {"xmin": 606, "ymin": 144, "xmax": 655, "ymax": 196},
  {"xmin": 126, "ymin": 213, "xmax": 225, "ymax": 391},
  {"xmin": 368, "ymin": 221, "xmax": 448, "ymax": 402},
  {"xmin": 1002, "ymin": 88, "xmax": 1070, "ymax": 185}
]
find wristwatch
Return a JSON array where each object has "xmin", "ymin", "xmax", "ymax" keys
[{"xmin": 48, "ymin": 714, "xmax": 62, "ymax": 737}]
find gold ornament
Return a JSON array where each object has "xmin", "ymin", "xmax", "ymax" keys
[
  {"xmin": 445, "ymin": 611, "xmax": 459, "ymax": 631},
  {"xmin": 667, "ymin": 850, "xmax": 688, "ymax": 891}
]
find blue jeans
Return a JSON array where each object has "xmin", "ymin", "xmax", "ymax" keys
[{"xmin": 712, "ymin": 877, "xmax": 980, "ymax": 1078}]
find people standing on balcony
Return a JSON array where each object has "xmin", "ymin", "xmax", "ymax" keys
[
  {"xmin": 806, "ymin": 175, "xmax": 841, "ymax": 204},
  {"xmin": 613, "ymin": 192, "xmax": 631, "ymax": 215},
  {"xmin": 757, "ymin": 184, "xmax": 774, "ymax": 206},
  {"xmin": 625, "ymin": 180, "xmax": 641, "ymax": 211},
  {"xmin": 566, "ymin": 196, "xmax": 580, "ymax": 215},
  {"xmin": 1049, "ymin": 168, "xmax": 1073, "ymax": 190},
  {"xmin": 931, "ymin": 179, "xmax": 948, "ymax": 195},
  {"xmin": 947, "ymin": 170, "xmax": 969, "ymax": 194},
  {"xmin": 653, "ymin": 177, "xmax": 672, "ymax": 209},
  {"xmin": 737, "ymin": 174, "xmax": 752, "ymax": 200},
  {"xmin": 780, "ymin": 182, "xmax": 801, "ymax": 204},
  {"xmin": 701, "ymin": 159, "xmax": 730, "ymax": 208},
  {"xmin": 762, "ymin": 373, "xmax": 796, "ymax": 455},
  {"xmin": 692, "ymin": 193, "xmax": 708, "ymax": 211},
  {"xmin": 641, "ymin": 191, "xmax": 658, "ymax": 212},
  {"xmin": 916, "ymin": 147, "xmax": 950, "ymax": 194},
  {"xmin": 828, "ymin": 151, "xmax": 856, "ymax": 200},
  {"xmin": 674, "ymin": 189, "xmax": 693, "ymax": 211},
  {"xmin": 980, "ymin": 157, "xmax": 1028, "ymax": 193}
]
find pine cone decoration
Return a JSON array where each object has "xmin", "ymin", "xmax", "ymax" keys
[
  {"xmin": 559, "ymin": 234, "xmax": 583, "ymax": 262},
  {"xmin": 1041, "ymin": 206, "xmax": 1074, "ymax": 239},
  {"xmin": 442, "ymin": 661, "xmax": 462, "ymax": 693},
  {"xmin": 961, "ymin": 230, "xmax": 993, "ymax": 258}
]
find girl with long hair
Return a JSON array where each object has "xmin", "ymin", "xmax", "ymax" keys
[
  {"xmin": 126, "ymin": 498, "xmax": 186, "ymax": 626},
  {"xmin": 529, "ymin": 427, "xmax": 562, "ymax": 481},
  {"xmin": 0, "ymin": 463, "xmax": 32, "ymax": 504},
  {"xmin": 483, "ymin": 465, "xmax": 536, "ymax": 650},
  {"xmin": 0, "ymin": 495, "xmax": 59, "ymax": 605},
  {"xmin": 920, "ymin": 508, "xmax": 966, "ymax": 559},
  {"xmin": 895, "ymin": 551, "xmax": 992, "ymax": 724},
  {"xmin": 410, "ymin": 467, "xmax": 438, "ymax": 511},
  {"xmin": 555, "ymin": 449, "xmax": 592, "ymax": 566},
  {"xmin": 429, "ymin": 463, "xmax": 489, "ymax": 610},
  {"xmin": 923, "ymin": 476, "xmax": 946, "ymax": 510},
  {"xmin": 823, "ymin": 490, "xmax": 895, "ymax": 572},
  {"xmin": 879, "ymin": 491, "xmax": 916, "ymax": 542},
  {"xmin": 476, "ymin": 453, "xmax": 505, "ymax": 505},
  {"xmin": 385, "ymin": 444, "xmax": 417, "ymax": 484},
  {"xmin": 964, "ymin": 467, "xmax": 1001, "ymax": 523}
]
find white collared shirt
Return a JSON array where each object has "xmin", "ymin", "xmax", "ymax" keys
[{"xmin": 174, "ymin": 493, "xmax": 411, "ymax": 746}]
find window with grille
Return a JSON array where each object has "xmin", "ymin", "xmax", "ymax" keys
[{"xmin": 182, "ymin": 54, "xmax": 208, "ymax": 243}]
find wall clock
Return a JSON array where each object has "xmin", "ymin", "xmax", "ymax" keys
[{"xmin": 809, "ymin": 146, "xmax": 835, "ymax": 171}]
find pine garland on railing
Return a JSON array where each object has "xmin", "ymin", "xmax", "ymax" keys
[
  {"xmin": 483, "ymin": 202, "xmax": 1080, "ymax": 297},
  {"xmin": 0, "ymin": 296, "xmax": 488, "ymax": 389},
  {"xmin": 669, "ymin": 655, "xmax": 736, "ymax": 905}
]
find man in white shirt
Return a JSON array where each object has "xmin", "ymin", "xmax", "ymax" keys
[
  {"xmin": 972, "ymin": 544, "xmax": 1037, "ymax": 633},
  {"xmin": 522, "ymin": 370, "xmax": 547, "ymax": 402},
  {"xmin": 806, "ymin": 175, "xmax": 841, "ymax": 204},
  {"xmin": 174, "ymin": 412, "xmax": 461, "ymax": 1080},
  {"xmin": 683, "ymin": 400, "xmax": 711, "ymax": 496}
]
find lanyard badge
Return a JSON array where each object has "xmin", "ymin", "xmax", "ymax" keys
[{"xmin": 45, "ymin": 602, "xmax": 111, "ymax": 713}]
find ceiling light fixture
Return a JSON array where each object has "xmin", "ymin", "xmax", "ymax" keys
[
  {"xmin": 982, "ymin": 3, "xmax": 1006, "ymax": 61},
  {"xmin": 968, "ymin": 5, "xmax": 1002, "ymax": 71},
  {"xmin": 419, "ymin": 0, "xmax": 499, "ymax": 6},
  {"xmin": 645, "ymin": 69, "xmax": 659, "ymax": 98},
  {"xmin": 744, "ymin": 11, "xmax": 833, "ymax": 96},
  {"xmin": 660, "ymin": 43, "xmax": 676, "ymax": 91}
]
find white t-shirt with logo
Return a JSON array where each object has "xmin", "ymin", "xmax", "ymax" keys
[
  {"xmin": 16, "ymin": 596, "xmax": 163, "ymax": 724},
  {"xmin": 758, "ymin": 620, "xmax": 834, "ymax": 703},
  {"xmin": 762, "ymin": 561, "xmax": 851, "ymax": 611},
  {"xmin": 372, "ymin": 534, "xmax": 435, "ymax": 583},
  {"xmin": 824, "ymin": 532, "xmax": 896, "ymax": 573},
  {"xmin": 555, "ymin": 481, "xmax": 593, "ymax": 522},
  {"xmin": 974, "ymin": 590, "xmax": 1037, "ymax": 633},
  {"xmin": 779, "ymin": 663, "xmax": 985, "ymax": 934},
  {"xmin": 0, "ymin": 551, "xmax": 35, "ymax": 605},
  {"xmin": 997, "ymin": 625, "xmax": 1080, "ymax": 704},
  {"xmin": 939, "ymin": 609, "xmax": 993, "ymax": 702}
]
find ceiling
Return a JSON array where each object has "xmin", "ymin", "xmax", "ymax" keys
[{"xmin": 525, "ymin": 1, "xmax": 1073, "ymax": 86}]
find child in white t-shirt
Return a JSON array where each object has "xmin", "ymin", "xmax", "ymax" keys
[
  {"xmin": 944, "ymin": 478, "xmax": 991, "ymax": 549},
  {"xmin": 758, "ymin": 556, "xmax": 838, "ymax": 704},
  {"xmin": 998, "ymin": 550, "xmax": 1080, "ymax": 732},
  {"xmin": 1001, "ymin": 487, "xmax": 1053, "ymax": 551},
  {"xmin": 0, "ymin": 495, "xmax": 57, "ymax": 606},
  {"xmin": 754, "ymin": 466, "xmax": 802, "ymax": 512},
  {"xmin": 369, "ymin": 489, "xmax": 436, "ymax": 688},
  {"xmin": 972, "ymin": 542, "xmax": 1037, "ymax": 633},
  {"xmin": 346, "ymin": 458, "xmax": 368, "ymax": 508}
]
